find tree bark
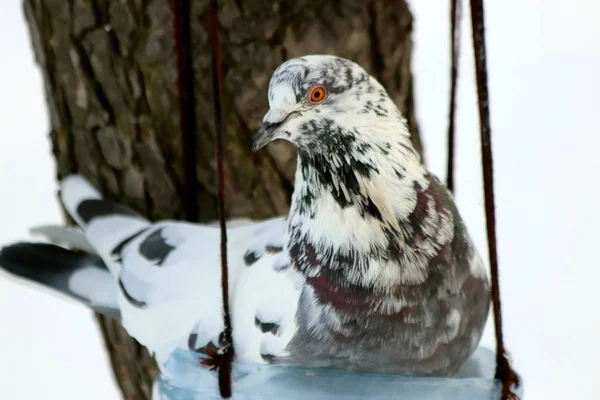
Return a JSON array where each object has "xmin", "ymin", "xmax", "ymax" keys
[{"xmin": 23, "ymin": 0, "xmax": 423, "ymax": 398}]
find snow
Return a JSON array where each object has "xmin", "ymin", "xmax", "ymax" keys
[{"xmin": 0, "ymin": 0, "xmax": 598, "ymax": 399}]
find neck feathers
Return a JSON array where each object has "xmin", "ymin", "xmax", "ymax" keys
[{"xmin": 287, "ymin": 117, "xmax": 454, "ymax": 295}]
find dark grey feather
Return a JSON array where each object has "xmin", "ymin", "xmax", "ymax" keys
[
  {"xmin": 76, "ymin": 199, "xmax": 141, "ymax": 224},
  {"xmin": 0, "ymin": 242, "xmax": 120, "ymax": 319},
  {"xmin": 138, "ymin": 228, "xmax": 175, "ymax": 266}
]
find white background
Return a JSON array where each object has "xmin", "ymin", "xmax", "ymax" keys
[{"xmin": 0, "ymin": 0, "xmax": 598, "ymax": 398}]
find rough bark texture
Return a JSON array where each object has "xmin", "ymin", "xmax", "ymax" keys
[{"xmin": 23, "ymin": 0, "xmax": 423, "ymax": 398}]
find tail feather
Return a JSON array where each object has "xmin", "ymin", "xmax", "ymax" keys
[
  {"xmin": 0, "ymin": 242, "xmax": 120, "ymax": 319},
  {"xmin": 59, "ymin": 175, "xmax": 151, "ymax": 274},
  {"xmin": 30, "ymin": 224, "xmax": 96, "ymax": 254}
]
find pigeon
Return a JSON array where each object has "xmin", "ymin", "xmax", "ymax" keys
[{"xmin": 0, "ymin": 55, "xmax": 489, "ymax": 378}]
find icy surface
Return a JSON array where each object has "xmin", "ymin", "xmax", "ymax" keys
[{"xmin": 155, "ymin": 347, "xmax": 523, "ymax": 400}]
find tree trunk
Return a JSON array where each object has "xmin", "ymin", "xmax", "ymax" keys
[{"xmin": 23, "ymin": 0, "xmax": 423, "ymax": 398}]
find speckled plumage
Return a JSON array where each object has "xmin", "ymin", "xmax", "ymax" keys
[{"xmin": 255, "ymin": 55, "xmax": 490, "ymax": 376}]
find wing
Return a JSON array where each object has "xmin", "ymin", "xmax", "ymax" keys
[
  {"xmin": 58, "ymin": 175, "xmax": 218, "ymax": 360},
  {"xmin": 231, "ymin": 217, "xmax": 302, "ymax": 364},
  {"xmin": 184, "ymin": 216, "xmax": 303, "ymax": 366},
  {"xmin": 113, "ymin": 216, "xmax": 302, "ymax": 366},
  {"xmin": 59, "ymin": 175, "xmax": 302, "ymax": 366},
  {"xmin": 60, "ymin": 175, "xmax": 151, "ymax": 277}
]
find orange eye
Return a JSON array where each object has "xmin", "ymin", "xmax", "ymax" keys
[{"xmin": 309, "ymin": 86, "xmax": 327, "ymax": 104}]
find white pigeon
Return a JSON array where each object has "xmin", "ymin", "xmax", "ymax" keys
[{"xmin": 0, "ymin": 55, "xmax": 490, "ymax": 378}]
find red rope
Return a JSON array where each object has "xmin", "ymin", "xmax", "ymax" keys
[
  {"xmin": 468, "ymin": 1, "xmax": 519, "ymax": 398},
  {"xmin": 208, "ymin": 0, "xmax": 234, "ymax": 397},
  {"xmin": 172, "ymin": 0, "xmax": 199, "ymax": 222},
  {"xmin": 446, "ymin": 0, "xmax": 461, "ymax": 192}
]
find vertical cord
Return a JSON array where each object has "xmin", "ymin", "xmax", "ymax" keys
[
  {"xmin": 469, "ymin": 0, "xmax": 519, "ymax": 399},
  {"xmin": 172, "ymin": 0, "xmax": 199, "ymax": 222},
  {"xmin": 446, "ymin": 0, "xmax": 461, "ymax": 192},
  {"xmin": 208, "ymin": 0, "xmax": 234, "ymax": 397}
]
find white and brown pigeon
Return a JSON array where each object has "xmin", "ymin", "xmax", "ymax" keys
[{"xmin": 0, "ymin": 55, "xmax": 490, "ymax": 378}]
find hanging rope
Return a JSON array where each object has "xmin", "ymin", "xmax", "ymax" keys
[
  {"xmin": 446, "ymin": 0, "xmax": 461, "ymax": 192},
  {"xmin": 173, "ymin": 0, "xmax": 233, "ymax": 396},
  {"xmin": 173, "ymin": 0, "xmax": 199, "ymax": 222},
  {"xmin": 468, "ymin": 1, "xmax": 519, "ymax": 399},
  {"xmin": 208, "ymin": 0, "xmax": 234, "ymax": 397}
]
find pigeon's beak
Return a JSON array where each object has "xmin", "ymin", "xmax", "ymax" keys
[{"xmin": 252, "ymin": 108, "xmax": 289, "ymax": 152}]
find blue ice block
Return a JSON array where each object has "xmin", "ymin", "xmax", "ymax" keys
[{"xmin": 155, "ymin": 347, "xmax": 523, "ymax": 399}]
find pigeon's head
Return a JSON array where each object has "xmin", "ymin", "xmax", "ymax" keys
[
  {"xmin": 252, "ymin": 55, "xmax": 411, "ymax": 154},
  {"xmin": 253, "ymin": 55, "xmax": 428, "ymax": 254}
]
